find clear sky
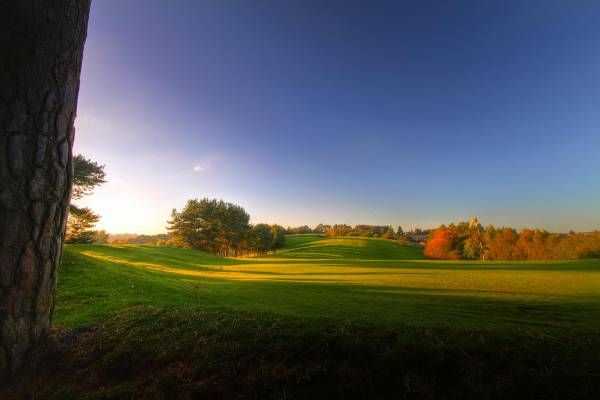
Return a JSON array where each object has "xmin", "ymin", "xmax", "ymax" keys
[{"xmin": 75, "ymin": 0, "xmax": 600, "ymax": 234}]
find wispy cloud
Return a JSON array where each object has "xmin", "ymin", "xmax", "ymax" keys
[{"xmin": 192, "ymin": 155, "xmax": 223, "ymax": 174}]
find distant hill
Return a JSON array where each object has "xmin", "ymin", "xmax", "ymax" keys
[{"xmin": 273, "ymin": 234, "xmax": 424, "ymax": 260}]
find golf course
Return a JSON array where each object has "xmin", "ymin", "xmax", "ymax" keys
[
  {"xmin": 5, "ymin": 3, "xmax": 600, "ymax": 398},
  {"xmin": 56, "ymin": 234, "xmax": 600, "ymax": 333},
  {"xmin": 28, "ymin": 234, "xmax": 600, "ymax": 399}
]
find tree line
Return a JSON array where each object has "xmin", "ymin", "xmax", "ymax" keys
[
  {"xmin": 64, "ymin": 161, "xmax": 599, "ymax": 262},
  {"xmin": 63, "ymin": 160, "xmax": 431, "ymax": 250},
  {"xmin": 424, "ymin": 218, "xmax": 600, "ymax": 260},
  {"xmin": 106, "ymin": 233, "xmax": 168, "ymax": 245},
  {"xmin": 322, "ymin": 224, "xmax": 397, "ymax": 239},
  {"xmin": 286, "ymin": 224, "xmax": 429, "ymax": 243},
  {"xmin": 167, "ymin": 198, "xmax": 286, "ymax": 256}
]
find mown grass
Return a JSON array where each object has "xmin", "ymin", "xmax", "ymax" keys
[
  {"xmin": 55, "ymin": 237, "xmax": 600, "ymax": 333},
  {"xmin": 15, "ymin": 235, "xmax": 600, "ymax": 399},
  {"xmin": 269, "ymin": 234, "xmax": 424, "ymax": 260}
]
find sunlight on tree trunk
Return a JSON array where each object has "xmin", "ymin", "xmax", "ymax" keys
[{"xmin": 0, "ymin": 0, "xmax": 91, "ymax": 380}]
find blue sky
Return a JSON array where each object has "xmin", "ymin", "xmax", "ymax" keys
[{"xmin": 75, "ymin": 0, "xmax": 600, "ymax": 233}]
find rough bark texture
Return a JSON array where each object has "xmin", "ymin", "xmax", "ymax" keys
[{"xmin": 0, "ymin": 0, "xmax": 91, "ymax": 381}]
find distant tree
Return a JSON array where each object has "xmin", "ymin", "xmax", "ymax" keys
[
  {"xmin": 65, "ymin": 206, "xmax": 100, "ymax": 243},
  {"xmin": 313, "ymin": 224, "xmax": 330, "ymax": 234},
  {"xmin": 93, "ymin": 230, "xmax": 110, "ymax": 244},
  {"xmin": 353, "ymin": 225, "xmax": 372, "ymax": 236},
  {"xmin": 463, "ymin": 218, "xmax": 485, "ymax": 259},
  {"xmin": 163, "ymin": 233, "xmax": 190, "ymax": 248},
  {"xmin": 484, "ymin": 227, "xmax": 519, "ymax": 260},
  {"xmin": 271, "ymin": 225, "xmax": 286, "ymax": 249},
  {"xmin": 326, "ymin": 224, "xmax": 353, "ymax": 236},
  {"xmin": 287, "ymin": 225, "xmax": 313, "ymax": 234},
  {"xmin": 382, "ymin": 226, "xmax": 396, "ymax": 239},
  {"xmin": 463, "ymin": 233, "xmax": 483, "ymax": 259},
  {"xmin": 324, "ymin": 224, "xmax": 401, "ymax": 239},
  {"xmin": 248, "ymin": 224, "xmax": 274, "ymax": 254},
  {"xmin": 396, "ymin": 226, "xmax": 404, "ymax": 236},
  {"xmin": 167, "ymin": 199, "xmax": 251, "ymax": 256},
  {"xmin": 109, "ymin": 233, "xmax": 169, "ymax": 245},
  {"xmin": 424, "ymin": 226, "xmax": 460, "ymax": 259},
  {"xmin": 424, "ymin": 219, "xmax": 600, "ymax": 261}
]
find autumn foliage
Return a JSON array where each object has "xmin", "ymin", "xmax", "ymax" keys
[
  {"xmin": 424, "ymin": 227, "xmax": 460, "ymax": 259},
  {"xmin": 424, "ymin": 220, "xmax": 600, "ymax": 261}
]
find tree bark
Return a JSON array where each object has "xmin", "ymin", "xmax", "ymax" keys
[{"xmin": 0, "ymin": 0, "xmax": 91, "ymax": 381}]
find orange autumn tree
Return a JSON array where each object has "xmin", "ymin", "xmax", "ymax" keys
[
  {"xmin": 424, "ymin": 226, "xmax": 461, "ymax": 259},
  {"xmin": 423, "ymin": 219, "xmax": 600, "ymax": 260}
]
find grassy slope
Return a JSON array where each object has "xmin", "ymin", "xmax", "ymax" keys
[
  {"xmin": 56, "ymin": 237, "xmax": 600, "ymax": 333},
  {"xmin": 271, "ymin": 234, "xmax": 425, "ymax": 259},
  {"xmin": 21, "ymin": 235, "xmax": 600, "ymax": 399}
]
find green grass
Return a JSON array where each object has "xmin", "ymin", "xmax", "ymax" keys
[
  {"xmin": 55, "ymin": 236, "xmax": 600, "ymax": 333},
  {"xmin": 270, "ymin": 234, "xmax": 424, "ymax": 259},
  {"xmin": 25, "ymin": 235, "xmax": 600, "ymax": 399}
]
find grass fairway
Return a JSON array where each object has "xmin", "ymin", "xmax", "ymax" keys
[
  {"xmin": 55, "ymin": 235, "xmax": 600, "ymax": 333},
  {"xmin": 25, "ymin": 235, "xmax": 600, "ymax": 399}
]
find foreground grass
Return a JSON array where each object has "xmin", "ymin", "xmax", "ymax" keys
[
  {"xmin": 31, "ymin": 307, "xmax": 600, "ymax": 400},
  {"xmin": 16, "ymin": 236, "xmax": 600, "ymax": 399}
]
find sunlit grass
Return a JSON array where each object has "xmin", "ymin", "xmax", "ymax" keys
[
  {"xmin": 271, "ymin": 234, "xmax": 424, "ymax": 259},
  {"xmin": 56, "ymin": 238, "xmax": 600, "ymax": 333},
  {"xmin": 80, "ymin": 249, "xmax": 600, "ymax": 297}
]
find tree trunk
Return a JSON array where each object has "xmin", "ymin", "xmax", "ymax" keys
[{"xmin": 0, "ymin": 0, "xmax": 91, "ymax": 381}]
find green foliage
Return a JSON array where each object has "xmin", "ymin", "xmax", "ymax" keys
[
  {"xmin": 67, "ymin": 154, "xmax": 106, "ymax": 243},
  {"xmin": 71, "ymin": 154, "xmax": 106, "ymax": 200},
  {"xmin": 108, "ymin": 233, "xmax": 169, "ymax": 245},
  {"xmin": 286, "ymin": 225, "xmax": 313, "ymax": 234},
  {"xmin": 325, "ymin": 224, "xmax": 398, "ymax": 239},
  {"xmin": 167, "ymin": 198, "xmax": 286, "ymax": 256},
  {"xmin": 276, "ymin": 225, "xmax": 427, "ymax": 243},
  {"xmin": 167, "ymin": 198, "xmax": 250, "ymax": 256},
  {"xmin": 65, "ymin": 206, "xmax": 100, "ymax": 243},
  {"xmin": 248, "ymin": 224, "xmax": 273, "ymax": 253},
  {"xmin": 462, "ymin": 221, "xmax": 484, "ymax": 259},
  {"xmin": 270, "ymin": 224, "xmax": 286, "ymax": 249},
  {"xmin": 313, "ymin": 223, "xmax": 330, "ymax": 233}
]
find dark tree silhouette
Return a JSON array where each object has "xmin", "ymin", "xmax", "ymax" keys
[
  {"xmin": 71, "ymin": 154, "xmax": 106, "ymax": 200},
  {"xmin": 0, "ymin": 0, "xmax": 91, "ymax": 379}
]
